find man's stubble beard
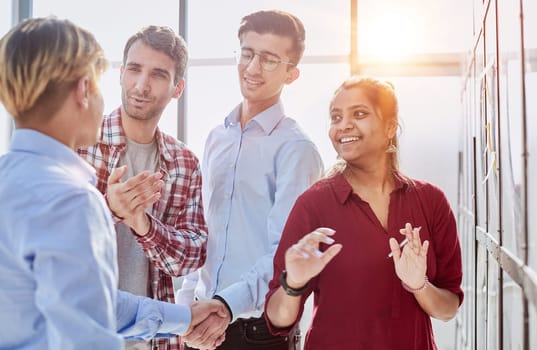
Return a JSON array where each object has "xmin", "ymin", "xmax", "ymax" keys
[{"xmin": 121, "ymin": 94, "xmax": 161, "ymax": 122}]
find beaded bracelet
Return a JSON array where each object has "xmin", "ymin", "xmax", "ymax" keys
[{"xmin": 402, "ymin": 276, "xmax": 429, "ymax": 293}]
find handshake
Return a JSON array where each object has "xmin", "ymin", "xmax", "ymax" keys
[{"xmin": 185, "ymin": 299, "xmax": 231, "ymax": 350}]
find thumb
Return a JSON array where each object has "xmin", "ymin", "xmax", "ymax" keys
[
  {"xmin": 320, "ymin": 243, "xmax": 343, "ymax": 265},
  {"xmin": 108, "ymin": 166, "xmax": 127, "ymax": 185},
  {"xmin": 389, "ymin": 238, "xmax": 401, "ymax": 262},
  {"xmin": 216, "ymin": 304, "xmax": 229, "ymax": 318}
]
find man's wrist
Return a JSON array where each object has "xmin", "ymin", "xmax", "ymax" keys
[
  {"xmin": 131, "ymin": 213, "xmax": 151, "ymax": 236},
  {"xmin": 104, "ymin": 194, "xmax": 124, "ymax": 220}
]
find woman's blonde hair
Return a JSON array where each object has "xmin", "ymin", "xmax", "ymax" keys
[{"xmin": 0, "ymin": 17, "xmax": 108, "ymax": 122}]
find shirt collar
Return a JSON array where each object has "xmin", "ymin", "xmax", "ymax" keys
[
  {"xmin": 101, "ymin": 107, "xmax": 174, "ymax": 162},
  {"xmin": 332, "ymin": 171, "xmax": 408, "ymax": 204},
  {"xmin": 10, "ymin": 129, "xmax": 97, "ymax": 185},
  {"xmin": 224, "ymin": 100, "xmax": 285, "ymax": 135}
]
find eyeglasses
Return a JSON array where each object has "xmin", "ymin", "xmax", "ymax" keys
[{"xmin": 235, "ymin": 49, "xmax": 295, "ymax": 72}]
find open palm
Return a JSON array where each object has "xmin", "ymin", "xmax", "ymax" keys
[{"xmin": 389, "ymin": 223, "xmax": 429, "ymax": 289}]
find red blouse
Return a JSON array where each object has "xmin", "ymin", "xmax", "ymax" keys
[{"xmin": 265, "ymin": 173, "xmax": 463, "ymax": 350}]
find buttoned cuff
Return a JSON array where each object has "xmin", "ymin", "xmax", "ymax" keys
[
  {"xmin": 159, "ymin": 302, "xmax": 192, "ymax": 336},
  {"xmin": 216, "ymin": 282, "xmax": 252, "ymax": 323}
]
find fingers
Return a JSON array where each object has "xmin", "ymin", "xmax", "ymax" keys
[
  {"xmin": 107, "ymin": 170, "xmax": 164, "ymax": 220},
  {"xmin": 394, "ymin": 223, "xmax": 430, "ymax": 264},
  {"xmin": 185, "ymin": 300, "xmax": 229, "ymax": 349},
  {"xmin": 285, "ymin": 227, "xmax": 341, "ymax": 287},
  {"xmin": 184, "ymin": 311, "xmax": 228, "ymax": 350},
  {"xmin": 295, "ymin": 227, "xmax": 336, "ymax": 258},
  {"xmin": 107, "ymin": 165, "xmax": 128, "ymax": 185},
  {"xmin": 122, "ymin": 171, "xmax": 162, "ymax": 192},
  {"xmin": 399, "ymin": 223, "xmax": 422, "ymax": 254},
  {"xmin": 421, "ymin": 240, "xmax": 429, "ymax": 257},
  {"xmin": 190, "ymin": 300, "xmax": 230, "ymax": 327},
  {"xmin": 389, "ymin": 237, "xmax": 402, "ymax": 261},
  {"xmin": 321, "ymin": 243, "xmax": 343, "ymax": 265}
]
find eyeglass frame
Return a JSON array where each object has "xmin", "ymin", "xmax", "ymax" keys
[{"xmin": 235, "ymin": 48, "xmax": 295, "ymax": 72}]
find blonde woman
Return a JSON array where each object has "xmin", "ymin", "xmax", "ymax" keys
[{"xmin": 0, "ymin": 17, "xmax": 224, "ymax": 350}]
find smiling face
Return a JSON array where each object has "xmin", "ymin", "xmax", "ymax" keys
[
  {"xmin": 237, "ymin": 31, "xmax": 299, "ymax": 110},
  {"xmin": 329, "ymin": 86, "xmax": 395, "ymax": 167},
  {"xmin": 120, "ymin": 40, "xmax": 182, "ymax": 122}
]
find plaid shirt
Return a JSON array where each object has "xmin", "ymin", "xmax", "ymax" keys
[{"xmin": 78, "ymin": 108, "xmax": 208, "ymax": 350}]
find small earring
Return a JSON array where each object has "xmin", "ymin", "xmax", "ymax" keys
[{"xmin": 386, "ymin": 139, "xmax": 397, "ymax": 153}]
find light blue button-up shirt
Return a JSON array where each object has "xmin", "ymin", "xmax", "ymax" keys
[
  {"xmin": 0, "ymin": 130, "xmax": 191, "ymax": 350},
  {"xmin": 177, "ymin": 101, "xmax": 324, "ymax": 321}
]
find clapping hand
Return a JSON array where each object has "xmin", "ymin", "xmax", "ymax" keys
[
  {"xmin": 389, "ymin": 223, "xmax": 429, "ymax": 290},
  {"xmin": 106, "ymin": 166, "xmax": 164, "ymax": 235}
]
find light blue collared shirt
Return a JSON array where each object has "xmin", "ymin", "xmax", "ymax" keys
[
  {"xmin": 0, "ymin": 130, "xmax": 191, "ymax": 350},
  {"xmin": 177, "ymin": 101, "xmax": 324, "ymax": 321}
]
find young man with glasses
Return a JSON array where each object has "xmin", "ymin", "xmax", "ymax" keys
[{"xmin": 177, "ymin": 9, "xmax": 324, "ymax": 350}]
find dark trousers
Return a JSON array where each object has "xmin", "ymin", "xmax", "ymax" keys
[{"xmin": 184, "ymin": 315, "xmax": 300, "ymax": 350}]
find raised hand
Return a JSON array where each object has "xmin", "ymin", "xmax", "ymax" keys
[
  {"xmin": 106, "ymin": 165, "xmax": 164, "ymax": 235},
  {"xmin": 183, "ymin": 299, "xmax": 230, "ymax": 350},
  {"xmin": 389, "ymin": 223, "xmax": 429, "ymax": 289},
  {"xmin": 284, "ymin": 227, "xmax": 342, "ymax": 289}
]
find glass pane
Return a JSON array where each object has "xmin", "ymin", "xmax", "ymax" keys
[
  {"xmin": 32, "ymin": 0, "xmax": 180, "ymax": 138},
  {"xmin": 185, "ymin": 65, "xmax": 242, "ymax": 157},
  {"xmin": 0, "ymin": 0, "xmax": 12, "ymax": 155},
  {"xmin": 185, "ymin": 63, "xmax": 349, "ymax": 167},
  {"xmin": 279, "ymin": 63, "xmax": 349, "ymax": 169},
  {"xmin": 0, "ymin": 1, "xmax": 11, "ymax": 35},
  {"xmin": 530, "ymin": 303, "xmax": 537, "ymax": 349},
  {"xmin": 502, "ymin": 280, "xmax": 524, "ymax": 349},
  {"xmin": 33, "ymin": 0, "xmax": 179, "ymax": 61},
  {"xmin": 487, "ymin": 260, "xmax": 499, "ymax": 349},
  {"xmin": 387, "ymin": 76, "xmax": 462, "ymax": 207},
  {"xmin": 187, "ymin": 0, "xmax": 350, "ymax": 58},
  {"xmin": 476, "ymin": 244, "xmax": 488, "ymax": 350},
  {"xmin": 523, "ymin": 0, "xmax": 537, "ymax": 273},
  {"xmin": 357, "ymin": 0, "xmax": 472, "ymax": 61},
  {"xmin": 484, "ymin": 2, "xmax": 500, "ymax": 240},
  {"xmin": 475, "ymin": 38, "xmax": 487, "ymax": 228},
  {"xmin": 0, "ymin": 104, "xmax": 11, "ymax": 156},
  {"xmin": 498, "ymin": 0, "xmax": 523, "ymax": 258}
]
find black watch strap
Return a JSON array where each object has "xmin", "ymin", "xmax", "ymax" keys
[{"xmin": 279, "ymin": 270, "xmax": 308, "ymax": 297}]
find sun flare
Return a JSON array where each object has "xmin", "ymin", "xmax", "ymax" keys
[{"xmin": 359, "ymin": 12, "xmax": 417, "ymax": 62}]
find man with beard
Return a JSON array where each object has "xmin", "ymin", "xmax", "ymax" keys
[{"xmin": 78, "ymin": 25, "xmax": 208, "ymax": 350}]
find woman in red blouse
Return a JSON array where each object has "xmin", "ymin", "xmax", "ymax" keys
[{"xmin": 264, "ymin": 76, "xmax": 463, "ymax": 350}]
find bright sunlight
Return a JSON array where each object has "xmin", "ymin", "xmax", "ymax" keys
[{"xmin": 359, "ymin": 11, "xmax": 418, "ymax": 62}]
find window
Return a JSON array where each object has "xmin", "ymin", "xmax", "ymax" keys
[
  {"xmin": 33, "ymin": 0, "xmax": 181, "ymax": 138},
  {"xmin": 0, "ymin": 0, "xmax": 13, "ymax": 156}
]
